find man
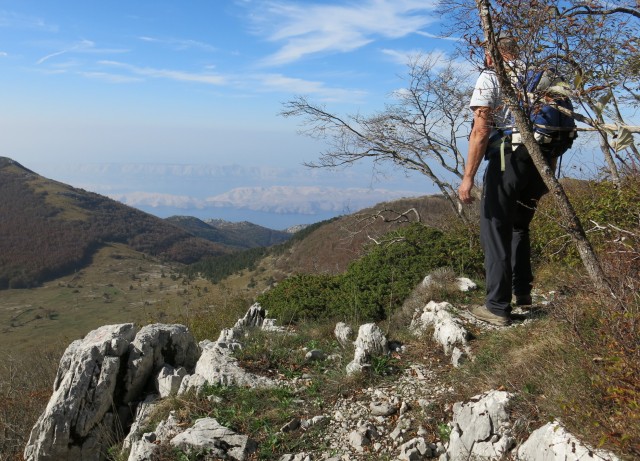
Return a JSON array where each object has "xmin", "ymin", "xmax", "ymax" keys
[{"xmin": 458, "ymin": 35, "xmax": 549, "ymax": 326}]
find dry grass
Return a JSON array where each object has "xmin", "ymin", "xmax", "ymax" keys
[{"xmin": 0, "ymin": 350, "xmax": 61, "ymax": 461}]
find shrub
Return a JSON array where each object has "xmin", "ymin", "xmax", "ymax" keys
[
  {"xmin": 257, "ymin": 273, "xmax": 348, "ymax": 324},
  {"xmin": 259, "ymin": 223, "xmax": 483, "ymax": 323},
  {"xmin": 531, "ymin": 176, "xmax": 640, "ymax": 268}
]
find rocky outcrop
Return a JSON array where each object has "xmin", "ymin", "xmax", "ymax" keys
[
  {"xmin": 439, "ymin": 390, "xmax": 515, "ymax": 461},
  {"xmin": 179, "ymin": 339, "xmax": 276, "ymax": 393},
  {"xmin": 24, "ymin": 323, "xmax": 199, "ymax": 461},
  {"xmin": 346, "ymin": 323, "xmax": 389, "ymax": 375},
  {"xmin": 516, "ymin": 421, "xmax": 621, "ymax": 461},
  {"xmin": 25, "ymin": 298, "xmax": 624, "ymax": 461},
  {"xmin": 411, "ymin": 301, "xmax": 471, "ymax": 367},
  {"xmin": 179, "ymin": 303, "xmax": 281, "ymax": 395}
]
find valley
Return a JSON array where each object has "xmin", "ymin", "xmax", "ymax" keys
[{"xmin": 0, "ymin": 243, "xmax": 268, "ymax": 355}]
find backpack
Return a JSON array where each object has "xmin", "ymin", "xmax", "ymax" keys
[
  {"xmin": 508, "ymin": 67, "xmax": 578, "ymax": 158},
  {"xmin": 483, "ymin": 67, "xmax": 578, "ymax": 171}
]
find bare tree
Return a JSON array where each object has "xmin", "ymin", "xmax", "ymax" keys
[{"xmin": 281, "ymin": 55, "xmax": 475, "ymax": 222}]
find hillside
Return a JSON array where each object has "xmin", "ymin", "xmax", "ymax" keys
[
  {"xmin": 271, "ymin": 194, "xmax": 457, "ymax": 275},
  {"xmin": 167, "ymin": 216, "xmax": 291, "ymax": 249},
  {"xmin": 0, "ymin": 157, "xmax": 233, "ymax": 289},
  {"xmin": 182, "ymin": 196, "xmax": 457, "ymax": 287}
]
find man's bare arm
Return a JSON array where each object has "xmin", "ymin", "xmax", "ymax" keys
[{"xmin": 458, "ymin": 106, "xmax": 492, "ymax": 204}]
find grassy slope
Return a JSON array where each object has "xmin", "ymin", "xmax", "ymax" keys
[{"xmin": 0, "ymin": 243, "xmax": 263, "ymax": 355}]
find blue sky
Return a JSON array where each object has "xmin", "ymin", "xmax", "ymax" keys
[{"xmin": 0, "ymin": 0, "xmax": 463, "ymax": 228}]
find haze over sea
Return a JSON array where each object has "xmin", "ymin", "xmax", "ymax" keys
[{"xmin": 0, "ymin": 1, "xmax": 462, "ymax": 228}]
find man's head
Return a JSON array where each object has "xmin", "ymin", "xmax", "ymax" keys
[{"xmin": 484, "ymin": 31, "xmax": 517, "ymax": 66}]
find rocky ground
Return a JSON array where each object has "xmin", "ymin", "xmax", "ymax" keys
[{"xmin": 22, "ymin": 280, "xmax": 623, "ymax": 461}]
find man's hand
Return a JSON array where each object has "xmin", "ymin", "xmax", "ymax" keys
[{"xmin": 458, "ymin": 176, "xmax": 476, "ymax": 204}]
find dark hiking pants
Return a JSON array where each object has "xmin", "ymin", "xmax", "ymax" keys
[{"xmin": 480, "ymin": 146, "xmax": 548, "ymax": 316}]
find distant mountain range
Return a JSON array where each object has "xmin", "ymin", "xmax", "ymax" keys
[{"xmin": 0, "ymin": 157, "xmax": 292, "ymax": 289}]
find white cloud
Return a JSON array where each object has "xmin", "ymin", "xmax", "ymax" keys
[
  {"xmin": 138, "ymin": 36, "xmax": 217, "ymax": 52},
  {"xmin": 255, "ymin": 73, "xmax": 367, "ymax": 102},
  {"xmin": 99, "ymin": 60, "xmax": 227, "ymax": 85},
  {"xmin": 108, "ymin": 185, "xmax": 422, "ymax": 215},
  {"xmin": 248, "ymin": 0, "xmax": 438, "ymax": 66},
  {"xmin": 36, "ymin": 39, "xmax": 129, "ymax": 65},
  {"xmin": 0, "ymin": 11, "xmax": 58, "ymax": 32},
  {"xmin": 78, "ymin": 71, "xmax": 143, "ymax": 84},
  {"xmin": 415, "ymin": 31, "xmax": 462, "ymax": 42},
  {"xmin": 204, "ymin": 185, "xmax": 421, "ymax": 214}
]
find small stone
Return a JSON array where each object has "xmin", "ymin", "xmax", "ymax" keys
[
  {"xmin": 370, "ymin": 401, "xmax": 398, "ymax": 417},
  {"xmin": 305, "ymin": 349, "xmax": 326, "ymax": 361},
  {"xmin": 348, "ymin": 431, "xmax": 369, "ymax": 451},
  {"xmin": 280, "ymin": 418, "xmax": 301, "ymax": 433}
]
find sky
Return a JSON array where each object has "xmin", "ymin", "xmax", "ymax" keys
[{"xmin": 0, "ymin": 0, "xmax": 466, "ymax": 229}]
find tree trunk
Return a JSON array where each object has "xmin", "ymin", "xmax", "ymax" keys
[{"xmin": 475, "ymin": 0, "xmax": 613, "ymax": 295}]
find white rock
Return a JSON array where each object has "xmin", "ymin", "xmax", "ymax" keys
[
  {"xmin": 127, "ymin": 433, "xmax": 158, "ymax": 461},
  {"xmin": 170, "ymin": 417, "xmax": 257, "ymax": 461},
  {"xmin": 399, "ymin": 437, "xmax": 432, "ymax": 460},
  {"xmin": 346, "ymin": 323, "xmax": 389, "ymax": 375},
  {"xmin": 451, "ymin": 347, "xmax": 468, "ymax": 368},
  {"xmin": 516, "ymin": 421, "xmax": 621, "ymax": 461},
  {"xmin": 411, "ymin": 301, "xmax": 469, "ymax": 355},
  {"xmin": 24, "ymin": 323, "xmax": 200, "ymax": 461},
  {"xmin": 156, "ymin": 365, "xmax": 188, "ymax": 398},
  {"xmin": 122, "ymin": 394, "xmax": 158, "ymax": 450},
  {"xmin": 370, "ymin": 401, "xmax": 399, "ymax": 417},
  {"xmin": 335, "ymin": 322, "xmax": 354, "ymax": 348},
  {"xmin": 422, "ymin": 275, "xmax": 477, "ymax": 292},
  {"xmin": 123, "ymin": 324, "xmax": 200, "ymax": 403},
  {"xmin": 455, "ymin": 278, "xmax": 477, "ymax": 292},
  {"xmin": 440, "ymin": 390, "xmax": 514, "ymax": 461},
  {"xmin": 24, "ymin": 324, "xmax": 136, "ymax": 461},
  {"xmin": 180, "ymin": 341, "xmax": 276, "ymax": 394}
]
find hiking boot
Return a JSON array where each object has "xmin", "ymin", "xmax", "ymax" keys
[
  {"xmin": 514, "ymin": 294, "xmax": 533, "ymax": 306},
  {"xmin": 468, "ymin": 305, "xmax": 511, "ymax": 326}
]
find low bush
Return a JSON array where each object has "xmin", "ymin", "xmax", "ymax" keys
[{"xmin": 258, "ymin": 223, "xmax": 483, "ymax": 324}]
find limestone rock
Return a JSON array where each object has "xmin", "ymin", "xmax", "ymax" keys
[
  {"xmin": 455, "ymin": 277, "xmax": 477, "ymax": 292},
  {"xmin": 422, "ymin": 275, "xmax": 477, "ymax": 292},
  {"xmin": 217, "ymin": 303, "xmax": 287, "ymax": 349},
  {"xmin": 370, "ymin": 401, "xmax": 399, "ymax": 417},
  {"xmin": 127, "ymin": 412, "xmax": 183, "ymax": 461},
  {"xmin": 279, "ymin": 454, "xmax": 311, "ymax": 461},
  {"xmin": 122, "ymin": 394, "xmax": 158, "ymax": 451},
  {"xmin": 440, "ymin": 390, "xmax": 515, "ymax": 461},
  {"xmin": 156, "ymin": 365, "xmax": 188, "ymax": 398},
  {"xmin": 24, "ymin": 323, "xmax": 200, "ymax": 461},
  {"xmin": 24, "ymin": 324, "xmax": 135, "ymax": 461},
  {"xmin": 170, "ymin": 417, "xmax": 257, "ymax": 461},
  {"xmin": 179, "ymin": 341, "xmax": 276, "ymax": 394},
  {"xmin": 335, "ymin": 322, "xmax": 354, "ymax": 348},
  {"xmin": 398, "ymin": 437, "xmax": 433, "ymax": 460},
  {"xmin": 516, "ymin": 421, "xmax": 621, "ymax": 461},
  {"xmin": 346, "ymin": 323, "xmax": 389, "ymax": 375},
  {"xmin": 411, "ymin": 301, "xmax": 470, "ymax": 355},
  {"xmin": 123, "ymin": 324, "xmax": 200, "ymax": 403}
]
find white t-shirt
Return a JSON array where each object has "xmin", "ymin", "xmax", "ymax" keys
[{"xmin": 470, "ymin": 69, "xmax": 511, "ymax": 135}]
